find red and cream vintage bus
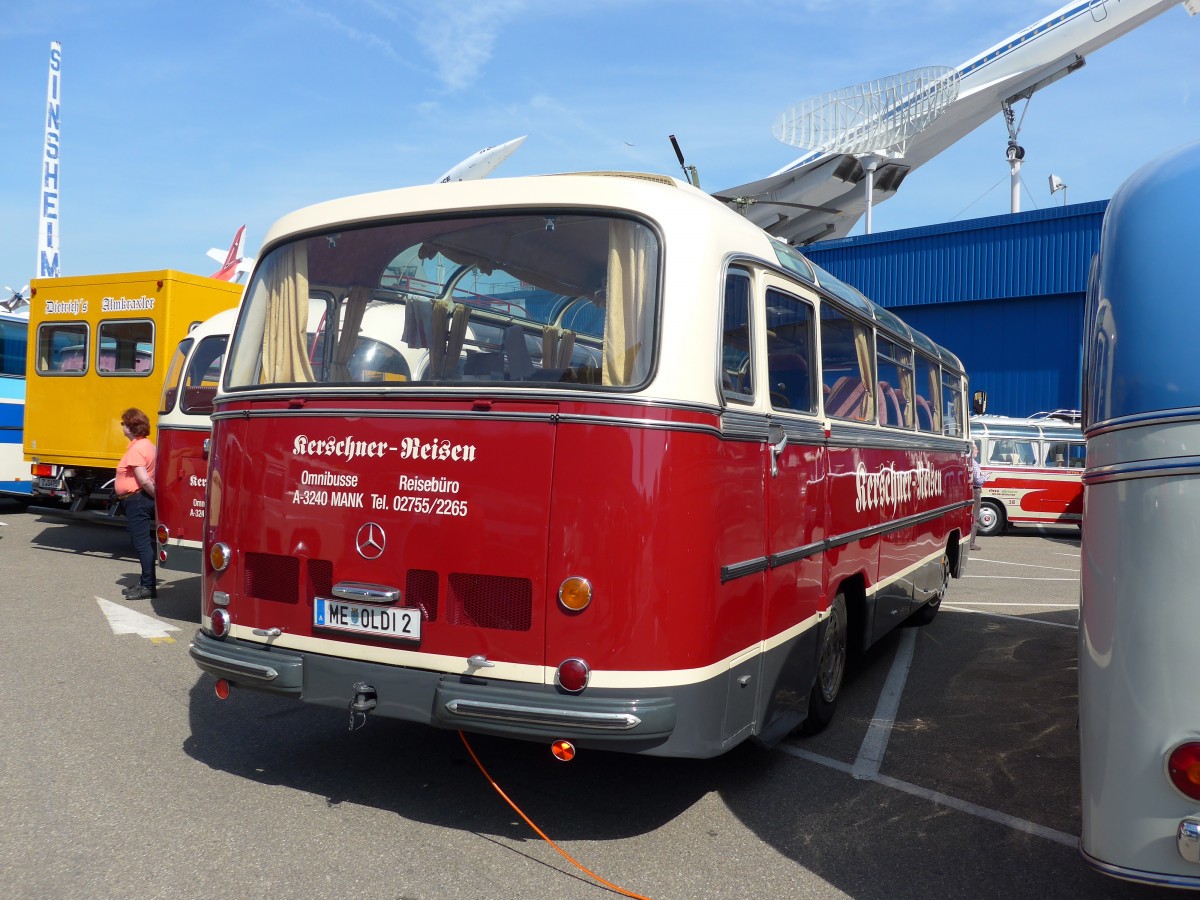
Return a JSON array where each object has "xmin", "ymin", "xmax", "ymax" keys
[
  {"xmin": 970, "ymin": 414, "xmax": 1085, "ymax": 535},
  {"xmin": 156, "ymin": 307, "xmax": 238, "ymax": 572},
  {"xmin": 189, "ymin": 172, "xmax": 974, "ymax": 758}
]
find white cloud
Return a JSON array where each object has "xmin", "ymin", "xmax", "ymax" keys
[{"xmin": 411, "ymin": 1, "xmax": 529, "ymax": 91}]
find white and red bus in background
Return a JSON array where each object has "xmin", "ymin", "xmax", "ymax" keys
[
  {"xmin": 969, "ymin": 414, "xmax": 1085, "ymax": 536},
  {"xmin": 189, "ymin": 172, "xmax": 974, "ymax": 758},
  {"xmin": 156, "ymin": 307, "xmax": 238, "ymax": 571}
]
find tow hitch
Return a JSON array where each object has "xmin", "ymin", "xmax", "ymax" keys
[{"xmin": 348, "ymin": 682, "xmax": 377, "ymax": 731}]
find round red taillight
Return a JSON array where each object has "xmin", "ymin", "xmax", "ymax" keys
[
  {"xmin": 155, "ymin": 524, "xmax": 169, "ymax": 545},
  {"xmin": 1168, "ymin": 742, "xmax": 1200, "ymax": 800},
  {"xmin": 555, "ymin": 658, "xmax": 590, "ymax": 693},
  {"xmin": 214, "ymin": 679, "xmax": 230, "ymax": 700},
  {"xmin": 210, "ymin": 608, "xmax": 230, "ymax": 638}
]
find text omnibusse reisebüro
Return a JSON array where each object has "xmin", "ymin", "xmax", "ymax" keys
[{"xmin": 291, "ymin": 433, "xmax": 476, "ymax": 517}]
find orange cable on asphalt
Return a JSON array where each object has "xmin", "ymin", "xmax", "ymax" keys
[{"xmin": 457, "ymin": 731, "xmax": 652, "ymax": 900}]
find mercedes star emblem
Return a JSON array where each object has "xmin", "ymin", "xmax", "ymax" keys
[{"xmin": 355, "ymin": 522, "xmax": 386, "ymax": 560}]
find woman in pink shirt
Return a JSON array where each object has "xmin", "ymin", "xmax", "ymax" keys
[{"xmin": 116, "ymin": 407, "xmax": 157, "ymax": 599}]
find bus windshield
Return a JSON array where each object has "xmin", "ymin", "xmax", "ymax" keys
[{"xmin": 226, "ymin": 213, "xmax": 659, "ymax": 391}]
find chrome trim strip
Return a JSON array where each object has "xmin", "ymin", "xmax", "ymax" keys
[
  {"xmin": 187, "ymin": 644, "xmax": 279, "ymax": 682},
  {"xmin": 155, "ymin": 423, "xmax": 212, "ymax": 433},
  {"xmin": 768, "ymin": 541, "xmax": 826, "ymax": 568},
  {"xmin": 723, "ymin": 499, "xmax": 971, "ymax": 582},
  {"xmin": 1085, "ymin": 406, "xmax": 1200, "ymax": 439},
  {"xmin": 1080, "ymin": 846, "xmax": 1200, "ymax": 889},
  {"xmin": 444, "ymin": 699, "xmax": 642, "ymax": 731},
  {"xmin": 331, "ymin": 581, "xmax": 402, "ymax": 603},
  {"xmin": 1084, "ymin": 457, "xmax": 1200, "ymax": 487},
  {"xmin": 720, "ymin": 557, "xmax": 769, "ymax": 583}
]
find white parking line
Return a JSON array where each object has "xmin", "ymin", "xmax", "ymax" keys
[
  {"xmin": 943, "ymin": 605, "xmax": 1076, "ymax": 630},
  {"xmin": 953, "ymin": 602, "xmax": 1076, "ymax": 607},
  {"xmin": 963, "ymin": 575, "xmax": 1077, "ymax": 581},
  {"xmin": 969, "ymin": 559, "xmax": 1078, "ymax": 573},
  {"xmin": 779, "ymin": 744, "xmax": 1077, "ymax": 847},
  {"xmin": 851, "ymin": 628, "xmax": 916, "ymax": 780},
  {"xmin": 776, "ymin": 543, "xmax": 1083, "ymax": 850}
]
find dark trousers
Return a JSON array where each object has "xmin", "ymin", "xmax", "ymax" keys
[
  {"xmin": 125, "ymin": 492, "xmax": 157, "ymax": 589},
  {"xmin": 970, "ymin": 487, "xmax": 982, "ymax": 546}
]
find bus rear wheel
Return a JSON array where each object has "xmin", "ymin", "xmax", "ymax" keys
[
  {"xmin": 800, "ymin": 594, "xmax": 847, "ymax": 735},
  {"xmin": 977, "ymin": 500, "xmax": 1006, "ymax": 537}
]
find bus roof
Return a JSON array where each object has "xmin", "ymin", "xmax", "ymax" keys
[{"xmin": 253, "ymin": 171, "xmax": 965, "ymax": 376}]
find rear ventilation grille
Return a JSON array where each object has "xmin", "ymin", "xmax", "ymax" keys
[
  {"xmin": 244, "ymin": 552, "xmax": 300, "ymax": 604},
  {"xmin": 406, "ymin": 569, "xmax": 439, "ymax": 621},
  {"xmin": 307, "ymin": 559, "xmax": 333, "ymax": 600},
  {"xmin": 445, "ymin": 574, "xmax": 532, "ymax": 632}
]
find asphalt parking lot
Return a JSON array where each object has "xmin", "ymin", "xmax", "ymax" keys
[{"xmin": 0, "ymin": 501, "xmax": 1180, "ymax": 898}]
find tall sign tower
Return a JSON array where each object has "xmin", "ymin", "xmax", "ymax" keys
[{"xmin": 39, "ymin": 41, "xmax": 62, "ymax": 278}]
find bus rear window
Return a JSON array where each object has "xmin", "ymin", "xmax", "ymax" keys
[{"xmin": 226, "ymin": 214, "xmax": 659, "ymax": 391}]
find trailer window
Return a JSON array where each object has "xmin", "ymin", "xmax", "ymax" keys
[
  {"xmin": 97, "ymin": 320, "xmax": 154, "ymax": 375},
  {"xmin": 35, "ymin": 322, "xmax": 88, "ymax": 375}
]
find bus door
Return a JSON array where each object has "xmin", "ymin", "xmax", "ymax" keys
[{"xmin": 759, "ymin": 282, "xmax": 825, "ymax": 734}]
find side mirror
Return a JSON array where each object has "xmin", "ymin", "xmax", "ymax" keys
[{"xmin": 972, "ymin": 390, "xmax": 988, "ymax": 416}]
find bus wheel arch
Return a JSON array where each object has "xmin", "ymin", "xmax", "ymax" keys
[
  {"xmin": 977, "ymin": 499, "xmax": 1006, "ymax": 537},
  {"xmin": 908, "ymin": 554, "xmax": 950, "ymax": 627}
]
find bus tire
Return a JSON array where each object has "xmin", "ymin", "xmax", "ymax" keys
[
  {"xmin": 908, "ymin": 556, "xmax": 949, "ymax": 627},
  {"xmin": 800, "ymin": 593, "xmax": 847, "ymax": 735},
  {"xmin": 976, "ymin": 500, "xmax": 1005, "ymax": 537}
]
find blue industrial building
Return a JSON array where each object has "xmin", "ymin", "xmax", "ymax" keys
[{"xmin": 804, "ymin": 200, "xmax": 1108, "ymax": 418}]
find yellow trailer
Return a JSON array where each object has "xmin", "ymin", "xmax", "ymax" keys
[{"xmin": 24, "ymin": 270, "xmax": 240, "ymax": 517}]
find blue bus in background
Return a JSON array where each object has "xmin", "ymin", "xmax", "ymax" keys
[
  {"xmin": 0, "ymin": 310, "xmax": 30, "ymax": 500},
  {"xmin": 1079, "ymin": 140, "xmax": 1200, "ymax": 888}
]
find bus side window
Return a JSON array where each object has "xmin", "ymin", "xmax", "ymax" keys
[
  {"xmin": 1044, "ymin": 441, "xmax": 1068, "ymax": 467},
  {"xmin": 914, "ymin": 355, "xmax": 940, "ymax": 433},
  {"xmin": 765, "ymin": 288, "xmax": 814, "ymax": 412},
  {"xmin": 1069, "ymin": 442, "xmax": 1087, "ymax": 468},
  {"xmin": 820, "ymin": 305, "xmax": 873, "ymax": 422},
  {"xmin": 721, "ymin": 270, "xmax": 753, "ymax": 402}
]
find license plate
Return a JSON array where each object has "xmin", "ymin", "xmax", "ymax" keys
[{"xmin": 314, "ymin": 598, "xmax": 421, "ymax": 641}]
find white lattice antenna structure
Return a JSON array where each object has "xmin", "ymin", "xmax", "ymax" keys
[{"xmin": 773, "ymin": 66, "xmax": 960, "ymax": 156}]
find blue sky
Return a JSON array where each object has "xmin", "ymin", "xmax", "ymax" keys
[{"xmin": 0, "ymin": 0, "xmax": 1197, "ymax": 287}]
